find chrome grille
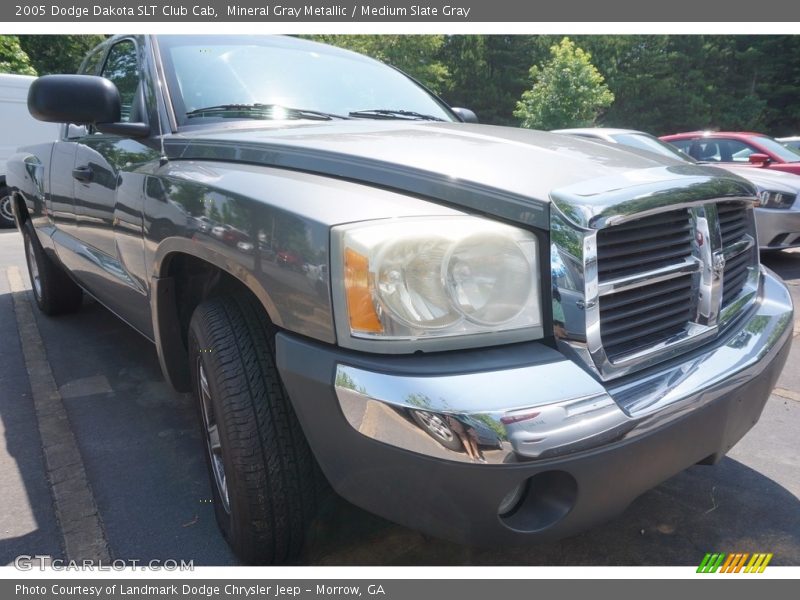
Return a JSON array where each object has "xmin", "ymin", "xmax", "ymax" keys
[
  {"xmin": 599, "ymin": 275, "xmax": 694, "ymax": 359},
  {"xmin": 597, "ymin": 210, "xmax": 694, "ymax": 279},
  {"xmin": 718, "ymin": 202, "xmax": 749, "ymax": 246},
  {"xmin": 717, "ymin": 202, "xmax": 756, "ymax": 307},
  {"xmin": 596, "ymin": 209, "xmax": 695, "ymax": 360},
  {"xmin": 551, "ymin": 190, "xmax": 760, "ymax": 382}
]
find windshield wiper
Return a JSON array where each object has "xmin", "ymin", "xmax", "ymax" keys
[
  {"xmin": 348, "ymin": 109, "xmax": 445, "ymax": 122},
  {"xmin": 186, "ymin": 103, "xmax": 348, "ymax": 121}
]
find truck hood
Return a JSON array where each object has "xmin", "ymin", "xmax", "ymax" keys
[{"xmin": 166, "ymin": 121, "xmax": 755, "ymax": 229}]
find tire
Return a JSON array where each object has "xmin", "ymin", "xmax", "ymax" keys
[
  {"xmin": 0, "ymin": 185, "xmax": 16, "ymax": 228},
  {"xmin": 188, "ymin": 292, "xmax": 321, "ymax": 564},
  {"xmin": 410, "ymin": 410, "xmax": 464, "ymax": 452},
  {"xmin": 21, "ymin": 220, "xmax": 83, "ymax": 315}
]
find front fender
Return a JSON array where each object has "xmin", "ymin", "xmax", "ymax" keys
[{"xmin": 145, "ymin": 159, "xmax": 464, "ymax": 346}]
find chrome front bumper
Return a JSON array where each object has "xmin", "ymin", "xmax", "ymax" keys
[
  {"xmin": 334, "ymin": 268, "xmax": 793, "ymax": 465},
  {"xmin": 756, "ymin": 206, "xmax": 800, "ymax": 248}
]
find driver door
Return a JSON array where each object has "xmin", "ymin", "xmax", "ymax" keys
[{"xmin": 65, "ymin": 38, "xmax": 159, "ymax": 337}]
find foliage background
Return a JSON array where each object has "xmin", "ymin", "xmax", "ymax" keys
[
  {"xmin": 512, "ymin": 37, "xmax": 614, "ymax": 130},
  {"xmin": 2, "ymin": 34, "xmax": 798, "ymax": 136},
  {"xmin": 306, "ymin": 34, "xmax": 800, "ymax": 136}
]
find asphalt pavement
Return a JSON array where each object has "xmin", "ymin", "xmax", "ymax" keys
[{"xmin": 1, "ymin": 227, "xmax": 798, "ymax": 566}]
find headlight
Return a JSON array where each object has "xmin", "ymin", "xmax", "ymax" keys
[
  {"xmin": 756, "ymin": 190, "xmax": 796, "ymax": 209},
  {"xmin": 332, "ymin": 217, "xmax": 542, "ymax": 352}
]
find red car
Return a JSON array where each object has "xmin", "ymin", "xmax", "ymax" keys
[{"xmin": 660, "ymin": 131, "xmax": 800, "ymax": 175}]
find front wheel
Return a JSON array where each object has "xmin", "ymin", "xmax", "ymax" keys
[
  {"xmin": 410, "ymin": 410, "xmax": 464, "ymax": 452},
  {"xmin": 188, "ymin": 293, "xmax": 321, "ymax": 564}
]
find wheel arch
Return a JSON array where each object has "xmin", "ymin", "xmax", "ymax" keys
[{"xmin": 150, "ymin": 238, "xmax": 284, "ymax": 392}]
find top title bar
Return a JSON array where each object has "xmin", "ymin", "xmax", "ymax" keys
[{"xmin": 2, "ymin": 0, "xmax": 797, "ymax": 22}]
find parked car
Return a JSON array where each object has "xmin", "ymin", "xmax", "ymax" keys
[
  {"xmin": 211, "ymin": 223, "xmax": 250, "ymax": 247},
  {"xmin": 8, "ymin": 35, "xmax": 793, "ymax": 565},
  {"xmin": 661, "ymin": 131, "xmax": 800, "ymax": 175},
  {"xmin": 0, "ymin": 74, "xmax": 60, "ymax": 227},
  {"xmin": 778, "ymin": 136, "xmax": 800, "ymax": 151},
  {"xmin": 555, "ymin": 128, "xmax": 800, "ymax": 250},
  {"xmin": 277, "ymin": 249, "xmax": 303, "ymax": 270}
]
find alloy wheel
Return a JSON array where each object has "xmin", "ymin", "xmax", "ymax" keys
[{"xmin": 197, "ymin": 360, "xmax": 230, "ymax": 514}]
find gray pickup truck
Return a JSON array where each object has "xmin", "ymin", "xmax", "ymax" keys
[{"xmin": 7, "ymin": 34, "xmax": 793, "ymax": 564}]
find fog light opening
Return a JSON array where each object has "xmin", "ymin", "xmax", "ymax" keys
[
  {"xmin": 499, "ymin": 470, "xmax": 578, "ymax": 533},
  {"xmin": 497, "ymin": 480, "xmax": 528, "ymax": 517}
]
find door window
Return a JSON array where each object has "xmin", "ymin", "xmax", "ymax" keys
[
  {"xmin": 722, "ymin": 139, "xmax": 760, "ymax": 162},
  {"xmin": 79, "ymin": 44, "xmax": 107, "ymax": 76},
  {"xmin": 101, "ymin": 40, "xmax": 141, "ymax": 123}
]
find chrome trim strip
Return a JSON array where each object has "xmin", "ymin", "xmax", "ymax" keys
[
  {"xmin": 694, "ymin": 205, "xmax": 717, "ymax": 324},
  {"xmin": 718, "ymin": 208, "xmax": 760, "ymax": 328},
  {"xmin": 597, "ymin": 257, "xmax": 701, "ymax": 296},
  {"xmin": 721, "ymin": 235, "xmax": 755, "ymax": 261},
  {"xmin": 334, "ymin": 358, "xmax": 632, "ymax": 464}
]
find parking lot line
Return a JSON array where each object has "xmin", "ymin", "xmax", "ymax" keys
[
  {"xmin": 772, "ymin": 387, "xmax": 800, "ymax": 403},
  {"xmin": 7, "ymin": 266, "xmax": 110, "ymax": 562}
]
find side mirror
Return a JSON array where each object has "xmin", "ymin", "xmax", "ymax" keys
[
  {"xmin": 748, "ymin": 153, "xmax": 771, "ymax": 166},
  {"xmin": 451, "ymin": 107, "xmax": 479, "ymax": 124},
  {"xmin": 28, "ymin": 74, "xmax": 149, "ymax": 138}
]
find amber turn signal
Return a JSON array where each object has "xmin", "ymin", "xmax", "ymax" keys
[{"xmin": 344, "ymin": 248, "xmax": 383, "ymax": 333}]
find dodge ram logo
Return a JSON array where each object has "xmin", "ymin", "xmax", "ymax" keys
[{"xmin": 713, "ymin": 252, "xmax": 727, "ymax": 276}]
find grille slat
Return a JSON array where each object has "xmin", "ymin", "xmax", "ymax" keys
[
  {"xmin": 723, "ymin": 271, "xmax": 750, "ymax": 306},
  {"xmin": 721, "ymin": 225, "xmax": 748, "ymax": 246},
  {"xmin": 597, "ymin": 208, "xmax": 694, "ymax": 361},
  {"xmin": 595, "ymin": 222, "xmax": 691, "ymax": 246},
  {"xmin": 597, "ymin": 209, "xmax": 694, "ymax": 280},
  {"xmin": 601, "ymin": 293, "xmax": 691, "ymax": 324},
  {"xmin": 598, "ymin": 235, "xmax": 694, "ymax": 259},
  {"xmin": 724, "ymin": 270, "xmax": 749, "ymax": 292},
  {"xmin": 601, "ymin": 303, "xmax": 693, "ymax": 336},
  {"xmin": 718, "ymin": 202, "xmax": 755, "ymax": 307},
  {"xmin": 600, "ymin": 311, "xmax": 693, "ymax": 353},
  {"xmin": 724, "ymin": 265, "xmax": 749, "ymax": 283},
  {"xmin": 598, "ymin": 246, "xmax": 693, "ymax": 278},
  {"xmin": 724, "ymin": 251, "xmax": 750, "ymax": 273},
  {"xmin": 599, "ymin": 276, "xmax": 694, "ymax": 311}
]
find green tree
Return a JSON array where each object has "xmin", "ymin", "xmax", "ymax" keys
[
  {"xmin": 18, "ymin": 35, "xmax": 106, "ymax": 75},
  {"xmin": 514, "ymin": 37, "xmax": 614, "ymax": 130},
  {"xmin": 440, "ymin": 35, "xmax": 545, "ymax": 125},
  {"xmin": 0, "ymin": 35, "xmax": 36, "ymax": 75}
]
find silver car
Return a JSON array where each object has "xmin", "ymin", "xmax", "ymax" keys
[
  {"xmin": 778, "ymin": 136, "xmax": 800, "ymax": 151},
  {"xmin": 555, "ymin": 128, "xmax": 800, "ymax": 251}
]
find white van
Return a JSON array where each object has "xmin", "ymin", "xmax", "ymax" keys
[{"xmin": 0, "ymin": 73, "xmax": 59, "ymax": 227}]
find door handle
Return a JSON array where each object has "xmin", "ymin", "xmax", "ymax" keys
[{"xmin": 72, "ymin": 165, "xmax": 94, "ymax": 183}]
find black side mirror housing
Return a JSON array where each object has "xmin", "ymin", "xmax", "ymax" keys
[
  {"xmin": 28, "ymin": 74, "xmax": 149, "ymax": 138},
  {"xmin": 451, "ymin": 107, "xmax": 479, "ymax": 124},
  {"xmin": 29, "ymin": 74, "xmax": 121, "ymax": 124}
]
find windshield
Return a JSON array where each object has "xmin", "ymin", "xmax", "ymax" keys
[
  {"xmin": 157, "ymin": 35, "xmax": 455, "ymax": 126},
  {"xmin": 611, "ymin": 133, "xmax": 693, "ymax": 162},
  {"xmin": 753, "ymin": 135, "xmax": 800, "ymax": 163}
]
